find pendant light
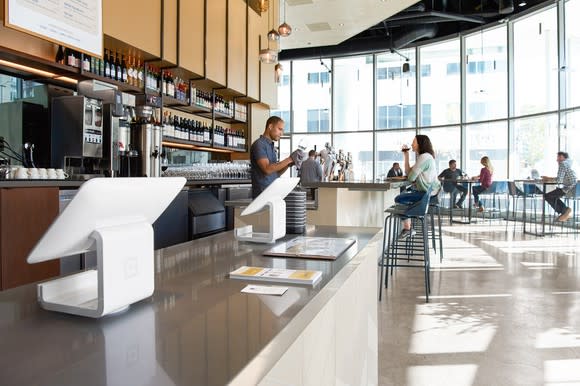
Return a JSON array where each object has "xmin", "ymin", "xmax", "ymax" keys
[
  {"xmin": 267, "ymin": 0, "xmax": 280, "ymax": 41},
  {"xmin": 278, "ymin": 0, "xmax": 292, "ymax": 37},
  {"xmin": 260, "ymin": 2, "xmax": 278, "ymax": 63}
]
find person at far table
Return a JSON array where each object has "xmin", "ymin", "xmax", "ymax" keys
[
  {"xmin": 250, "ymin": 115, "xmax": 295, "ymax": 198},
  {"xmin": 386, "ymin": 162, "xmax": 404, "ymax": 178},
  {"xmin": 299, "ymin": 150, "xmax": 323, "ymax": 184},
  {"xmin": 542, "ymin": 151, "xmax": 576, "ymax": 222},
  {"xmin": 438, "ymin": 159, "xmax": 467, "ymax": 208},
  {"xmin": 471, "ymin": 156, "xmax": 494, "ymax": 212}
]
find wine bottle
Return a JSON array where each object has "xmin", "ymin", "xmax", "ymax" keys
[
  {"xmin": 55, "ymin": 45, "xmax": 65, "ymax": 65},
  {"xmin": 115, "ymin": 51, "xmax": 122, "ymax": 81},
  {"xmin": 104, "ymin": 49, "xmax": 110, "ymax": 78},
  {"xmin": 121, "ymin": 54, "xmax": 127, "ymax": 83}
]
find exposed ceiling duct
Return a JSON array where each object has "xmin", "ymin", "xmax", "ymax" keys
[{"xmin": 279, "ymin": 24, "xmax": 437, "ymax": 61}]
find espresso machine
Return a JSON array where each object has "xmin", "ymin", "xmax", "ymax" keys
[{"xmin": 51, "ymin": 95, "xmax": 105, "ymax": 176}]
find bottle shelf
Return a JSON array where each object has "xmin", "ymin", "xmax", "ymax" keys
[
  {"xmin": 213, "ymin": 144, "xmax": 247, "ymax": 153},
  {"xmin": 162, "ymin": 136, "xmax": 210, "ymax": 148},
  {"xmin": 79, "ymin": 70, "xmax": 143, "ymax": 93}
]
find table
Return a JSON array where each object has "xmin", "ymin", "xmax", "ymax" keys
[
  {"xmin": 445, "ymin": 179, "xmax": 477, "ymax": 225},
  {"xmin": 519, "ymin": 179, "xmax": 561, "ymax": 236}
]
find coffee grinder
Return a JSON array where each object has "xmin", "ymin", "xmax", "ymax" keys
[{"xmin": 128, "ymin": 94, "xmax": 163, "ymax": 177}]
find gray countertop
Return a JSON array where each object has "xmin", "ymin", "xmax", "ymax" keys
[
  {"xmin": 302, "ymin": 179, "xmax": 409, "ymax": 190},
  {"xmin": 0, "ymin": 178, "xmax": 251, "ymax": 189},
  {"xmin": 0, "ymin": 226, "xmax": 380, "ymax": 386}
]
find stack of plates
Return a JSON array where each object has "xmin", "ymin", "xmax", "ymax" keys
[{"xmin": 285, "ymin": 189, "xmax": 307, "ymax": 234}]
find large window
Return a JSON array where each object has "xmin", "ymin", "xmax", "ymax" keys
[
  {"xmin": 418, "ymin": 126, "xmax": 461, "ymax": 172},
  {"xmin": 292, "ymin": 59, "xmax": 331, "ymax": 133},
  {"xmin": 465, "ymin": 121, "xmax": 508, "ymax": 179},
  {"xmin": 375, "ymin": 130, "xmax": 416, "ymax": 179},
  {"xmin": 333, "ymin": 55, "xmax": 373, "ymax": 132},
  {"xmin": 563, "ymin": 110, "xmax": 580, "ymax": 172},
  {"xmin": 465, "ymin": 26, "xmax": 508, "ymax": 122},
  {"xmin": 420, "ymin": 39, "xmax": 461, "ymax": 126},
  {"xmin": 292, "ymin": 133, "xmax": 331, "ymax": 154},
  {"xmin": 510, "ymin": 114, "xmax": 559, "ymax": 179},
  {"xmin": 513, "ymin": 6, "xmax": 558, "ymax": 115},
  {"xmin": 376, "ymin": 49, "xmax": 417, "ymax": 129},
  {"xmin": 566, "ymin": 0, "xmax": 580, "ymax": 108}
]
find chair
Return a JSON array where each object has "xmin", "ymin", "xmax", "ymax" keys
[
  {"xmin": 379, "ymin": 185, "xmax": 433, "ymax": 302},
  {"xmin": 477, "ymin": 181, "xmax": 509, "ymax": 223},
  {"xmin": 506, "ymin": 181, "xmax": 541, "ymax": 233}
]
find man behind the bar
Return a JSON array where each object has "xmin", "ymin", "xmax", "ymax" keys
[
  {"xmin": 542, "ymin": 151, "xmax": 576, "ymax": 222},
  {"xmin": 300, "ymin": 150, "xmax": 323, "ymax": 184},
  {"xmin": 250, "ymin": 116, "xmax": 294, "ymax": 198}
]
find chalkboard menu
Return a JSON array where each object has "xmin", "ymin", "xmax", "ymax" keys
[{"xmin": 5, "ymin": 0, "xmax": 103, "ymax": 57}]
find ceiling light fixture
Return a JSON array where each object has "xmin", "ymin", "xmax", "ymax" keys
[
  {"xmin": 257, "ymin": 0, "xmax": 268, "ymax": 12},
  {"xmin": 267, "ymin": 0, "xmax": 280, "ymax": 41},
  {"xmin": 277, "ymin": 0, "xmax": 292, "ymax": 37},
  {"xmin": 275, "ymin": 63, "xmax": 283, "ymax": 83},
  {"xmin": 260, "ymin": 3, "xmax": 279, "ymax": 63},
  {"xmin": 518, "ymin": 1, "xmax": 527, "ymax": 6}
]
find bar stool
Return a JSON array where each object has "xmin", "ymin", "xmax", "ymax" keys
[
  {"xmin": 379, "ymin": 185, "xmax": 433, "ymax": 302},
  {"xmin": 428, "ymin": 193, "xmax": 444, "ymax": 262}
]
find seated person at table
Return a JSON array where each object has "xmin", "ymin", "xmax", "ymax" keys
[
  {"xmin": 386, "ymin": 162, "xmax": 404, "ymax": 178},
  {"xmin": 542, "ymin": 151, "xmax": 576, "ymax": 222},
  {"xmin": 438, "ymin": 159, "xmax": 467, "ymax": 208},
  {"xmin": 395, "ymin": 135, "xmax": 441, "ymax": 240},
  {"xmin": 471, "ymin": 156, "xmax": 493, "ymax": 212}
]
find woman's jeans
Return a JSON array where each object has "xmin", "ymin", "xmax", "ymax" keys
[
  {"xmin": 395, "ymin": 190, "xmax": 426, "ymax": 224},
  {"xmin": 472, "ymin": 185, "xmax": 488, "ymax": 206}
]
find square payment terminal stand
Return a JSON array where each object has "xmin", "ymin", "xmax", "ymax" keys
[
  {"xmin": 234, "ymin": 177, "xmax": 300, "ymax": 243},
  {"xmin": 27, "ymin": 177, "xmax": 186, "ymax": 318}
]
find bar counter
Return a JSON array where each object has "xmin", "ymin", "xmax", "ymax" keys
[
  {"xmin": 0, "ymin": 178, "xmax": 251, "ymax": 189},
  {"xmin": 0, "ymin": 225, "xmax": 380, "ymax": 386},
  {"xmin": 302, "ymin": 180, "xmax": 409, "ymax": 227}
]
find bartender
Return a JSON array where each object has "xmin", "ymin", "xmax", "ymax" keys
[{"xmin": 250, "ymin": 116, "xmax": 296, "ymax": 198}]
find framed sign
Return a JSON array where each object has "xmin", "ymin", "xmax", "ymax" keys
[{"xmin": 4, "ymin": 0, "xmax": 103, "ymax": 57}]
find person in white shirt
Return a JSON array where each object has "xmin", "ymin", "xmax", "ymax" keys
[{"xmin": 395, "ymin": 135, "xmax": 441, "ymax": 240}]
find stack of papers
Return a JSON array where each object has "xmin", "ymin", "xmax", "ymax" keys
[{"xmin": 229, "ymin": 266, "xmax": 322, "ymax": 285}]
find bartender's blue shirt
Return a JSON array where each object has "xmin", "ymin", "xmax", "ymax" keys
[{"xmin": 251, "ymin": 135, "xmax": 279, "ymax": 198}]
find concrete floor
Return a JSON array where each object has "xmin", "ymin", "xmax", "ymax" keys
[{"xmin": 378, "ymin": 222, "xmax": 580, "ymax": 386}]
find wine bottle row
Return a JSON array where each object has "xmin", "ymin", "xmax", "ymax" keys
[
  {"xmin": 162, "ymin": 112, "xmax": 246, "ymax": 149},
  {"xmin": 56, "ymin": 46, "xmax": 146, "ymax": 87}
]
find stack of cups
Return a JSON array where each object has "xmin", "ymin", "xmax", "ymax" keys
[
  {"xmin": 285, "ymin": 188, "xmax": 307, "ymax": 234},
  {"xmin": 8, "ymin": 167, "xmax": 68, "ymax": 179}
]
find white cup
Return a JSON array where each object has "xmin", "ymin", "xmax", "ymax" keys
[
  {"xmin": 28, "ymin": 168, "xmax": 40, "ymax": 179},
  {"xmin": 47, "ymin": 168, "xmax": 57, "ymax": 179},
  {"xmin": 15, "ymin": 167, "xmax": 28, "ymax": 179},
  {"xmin": 56, "ymin": 169, "xmax": 68, "ymax": 180},
  {"xmin": 38, "ymin": 168, "xmax": 48, "ymax": 179}
]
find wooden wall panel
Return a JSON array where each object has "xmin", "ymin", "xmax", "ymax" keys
[
  {"xmin": 206, "ymin": 0, "xmax": 227, "ymax": 87},
  {"xmin": 103, "ymin": 0, "xmax": 161, "ymax": 57},
  {"xmin": 179, "ymin": 0, "xmax": 204, "ymax": 75},
  {"xmin": 0, "ymin": 188, "xmax": 59, "ymax": 290},
  {"xmin": 227, "ymin": 0, "xmax": 247, "ymax": 95},
  {"xmin": 246, "ymin": 6, "xmax": 261, "ymax": 101},
  {"xmin": 259, "ymin": 0, "xmax": 277, "ymax": 107},
  {"xmin": 163, "ymin": 0, "xmax": 178, "ymax": 64}
]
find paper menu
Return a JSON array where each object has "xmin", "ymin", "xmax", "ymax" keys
[
  {"xmin": 229, "ymin": 266, "xmax": 322, "ymax": 285},
  {"xmin": 241, "ymin": 285, "xmax": 288, "ymax": 296},
  {"xmin": 263, "ymin": 237, "xmax": 356, "ymax": 260}
]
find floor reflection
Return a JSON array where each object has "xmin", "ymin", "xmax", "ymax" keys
[{"xmin": 379, "ymin": 223, "xmax": 580, "ymax": 386}]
